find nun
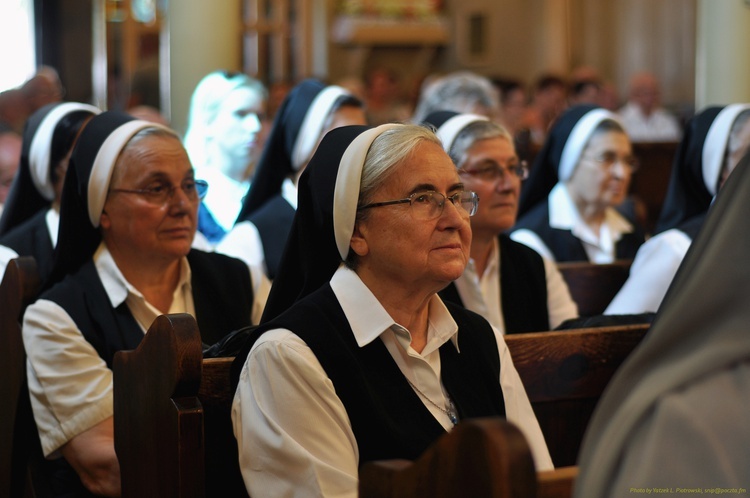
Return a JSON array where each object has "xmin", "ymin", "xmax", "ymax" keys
[
  {"xmin": 217, "ymin": 78, "xmax": 366, "ymax": 279},
  {"xmin": 22, "ymin": 111, "xmax": 269, "ymax": 496},
  {"xmin": 231, "ymin": 123, "xmax": 552, "ymax": 498},
  {"xmin": 423, "ymin": 111, "xmax": 577, "ymax": 333},
  {"xmin": 510, "ymin": 104, "xmax": 645, "ymax": 263},
  {"xmin": 575, "ymin": 148, "xmax": 750, "ymax": 496},
  {"xmin": 606, "ymin": 104, "xmax": 750, "ymax": 314},
  {"xmin": 0, "ymin": 102, "xmax": 100, "ymax": 280}
]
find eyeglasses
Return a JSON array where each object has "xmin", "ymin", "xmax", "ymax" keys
[
  {"xmin": 459, "ymin": 161, "xmax": 529, "ymax": 182},
  {"xmin": 357, "ymin": 190, "xmax": 479, "ymax": 221},
  {"xmin": 109, "ymin": 179, "xmax": 208, "ymax": 205},
  {"xmin": 584, "ymin": 152, "xmax": 639, "ymax": 173}
]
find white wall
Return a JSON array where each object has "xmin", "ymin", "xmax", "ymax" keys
[
  {"xmin": 695, "ymin": 0, "xmax": 750, "ymax": 109},
  {"xmin": 168, "ymin": 0, "xmax": 243, "ymax": 136}
]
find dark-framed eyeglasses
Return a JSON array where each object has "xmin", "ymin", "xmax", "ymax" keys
[
  {"xmin": 108, "ymin": 179, "xmax": 208, "ymax": 206},
  {"xmin": 458, "ymin": 160, "xmax": 529, "ymax": 182},
  {"xmin": 357, "ymin": 190, "xmax": 479, "ymax": 221},
  {"xmin": 584, "ymin": 152, "xmax": 639, "ymax": 173}
]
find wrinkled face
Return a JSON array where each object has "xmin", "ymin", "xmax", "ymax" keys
[
  {"xmin": 351, "ymin": 141, "xmax": 472, "ymax": 293},
  {"xmin": 567, "ymin": 130, "xmax": 633, "ymax": 212},
  {"xmin": 209, "ymin": 86, "xmax": 266, "ymax": 178},
  {"xmin": 101, "ymin": 134, "xmax": 198, "ymax": 264},
  {"xmin": 458, "ymin": 136, "xmax": 521, "ymax": 238}
]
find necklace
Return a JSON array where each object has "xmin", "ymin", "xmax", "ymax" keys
[{"xmin": 406, "ymin": 378, "xmax": 459, "ymax": 426}]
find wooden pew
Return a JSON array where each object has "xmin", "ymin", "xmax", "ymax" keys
[
  {"xmin": 557, "ymin": 260, "xmax": 632, "ymax": 316},
  {"xmin": 114, "ymin": 317, "xmax": 648, "ymax": 497},
  {"xmin": 629, "ymin": 141, "xmax": 679, "ymax": 234},
  {"xmin": 113, "ymin": 313, "xmax": 246, "ymax": 498},
  {"xmin": 505, "ymin": 323, "xmax": 649, "ymax": 467},
  {"xmin": 359, "ymin": 418, "xmax": 578, "ymax": 498},
  {"xmin": 0, "ymin": 257, "xmax": 48, "ymax": 498}
]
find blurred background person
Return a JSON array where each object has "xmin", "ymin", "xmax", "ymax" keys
[
  {"xmin": 511, "ymin": 105, "xmax": 645, "ymax": 263},
  {"xmin": 618, "ymin": 71, "xmax": 682, "ymax": 142},
  {"xmin": 363, "ymin": 66, "xmax": 411, "ymax": 125},
  {"xmin": 183, "ymin": 70, "xmax": 268, "ymax": 244},
  {"xmin": 218, "ymin": 79, "xmax": 367, "ymax": 279},
  {"xmin": 523, "ymin": 74, "xmax": 568, "ymax": 148},
  {"xmin": 606, "ymin": 104, "xmax": 750, "ymax": 314},
  {"xmin": 0, "ymin": 102, "xmax": 100, "ymax": 280},
  {"xmin": 411, "ymin": 70, "xmax": 500, "ymax": 124},
  {"xmin": 0, "ymin": 126, "xmax": 22, "ymax": 216},
  {"xmin": 424, "ymin": 111, "xmax": 578, "ymax": 333}
]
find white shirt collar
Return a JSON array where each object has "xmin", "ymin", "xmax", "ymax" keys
[
  {"xmin": 281, "ymin": 178, "xmax": 298, "ymax": 210},
  {"xmin": 93, "ymin": 242, "xmax": 192, "ymax": 309},
  {"xmin": 329, "ymin": 265, "xmax": 460, "ymax": 352},
  {"xmin": 548, "ymin": 183, "xmax": 633, "ymax": 262}
]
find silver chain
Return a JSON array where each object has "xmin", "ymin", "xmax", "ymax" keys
[{"xmin": 406, "ymin": 378, "xmax": 459, "ymax": 426}]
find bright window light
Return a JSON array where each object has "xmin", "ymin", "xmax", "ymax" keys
[{"xmin": 0, "ymin": 0, "xmax": 35, "ymax": 91}]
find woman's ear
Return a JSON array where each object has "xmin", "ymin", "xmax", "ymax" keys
[
  {"xmin": 349, "ymin": 222, "xmax": 369, "ymax": 257},
  {"xmin": 99, "ymin": 208, "xmax": 111, "ymax": 230}
]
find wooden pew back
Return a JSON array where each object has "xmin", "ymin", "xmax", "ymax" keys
[
  {"xmin": 505, "ymin": 323, "xmax": 649, "ymax": 467},
  {"xmin": 359, "ymin": 418, "xmax": 539, "ymax": 498},
  {"xmin": 0, "ymin": 257, "xmax": 46, "ymax": 498},
  {"xmin": 629, "ymin": 141, "xmax": 679, "ymax": 234},
  {"xmin": 113, "ymin": 313, "xmax": 246, "ymax": 498},
  {"xmin": 557, "ymin": 260, "xmax": 632, "ymax": 316}
]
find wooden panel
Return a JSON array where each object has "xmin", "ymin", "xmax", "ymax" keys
[
  {"xmin": 556, "ymin": 260, "xmax": 632, "ymax": 317},
  {"xmin": 506, "ymin": 324, "xmax": 649, "ymax": 466}
]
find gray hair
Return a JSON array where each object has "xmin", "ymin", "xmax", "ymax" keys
[
  {"xmin": 411, "ymin": 71, "xmax": 500, "ymax": 123},
  {"xmin": 345, "ymin": 124, "xmax": 441, "ymax": 269},
  {"xmin": 728, "ymin": 109, "xmax": 750, "ymax": 157},
  {"xmin": 112, "ymin": 126, "xmax": 183, "ymax": 184},
  {"xmin": 448, "ymin": 120, "xmax": 513, "ymax": 168}
]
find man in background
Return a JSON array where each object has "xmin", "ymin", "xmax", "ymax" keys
[{"xmin": 618, "ymin": 71, "xmax": 682, "ymax": 142}]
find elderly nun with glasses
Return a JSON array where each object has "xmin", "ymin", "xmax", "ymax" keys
[
  {"xmin": 231, "ymin": 123, "xmax": 552, "ymax": 498},
  {"xmin": 510, "ymin": 104, "xmax": 646, "ymax": 263},
  {"xmin": 22, "ymin": 111, "xmax": 269, "ymax": 497},
  {"xmin": 423, "ymin": 111, "xmax": 578, "ymax": 333}
]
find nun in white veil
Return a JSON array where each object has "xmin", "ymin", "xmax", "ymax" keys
[{"xmin": 574, "ymin": 148, "xmax": 750, "ymax": 496}]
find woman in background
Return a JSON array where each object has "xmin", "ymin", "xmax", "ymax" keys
[
  {"xmin": 606, "ymin": 104, "xmax": 750, "ymax": 314},
  {"xmin": 424, "ymin": 110, "xmax": 577, "ymax": 333},
  {"xmin": 511, "ymin": 104, "xmax": 645, "ymax": 263},
  {"xmin": 183, "ymin": 71, "xmax": 267, "ymax": 243},
  {"xmin": 218, "ymin": 78, "xmax": 366, "ymax": 279},
  {"xmin": 0, "ymin": 101, "xmax": 100, "ymax": 280}
]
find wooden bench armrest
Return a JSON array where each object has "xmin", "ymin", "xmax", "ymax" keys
[{"xmin": 114, "ymin": 313, "xmax": 205, "ymax": 498}]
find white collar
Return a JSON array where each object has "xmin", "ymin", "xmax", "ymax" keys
[
  {"xmin": 94, "ymin": 242, "xmax": 192, "ymax": 308},
  {"xmin": 549, "ymin": 183, "xmax": 633, "ymax": 235},
  {"xmin": 281, "ymin": 178, "xmax": 298, "ymax": 210},
  {"xmin": 330, "ymin": 265, "xmax": 459, "ymax": 352}
]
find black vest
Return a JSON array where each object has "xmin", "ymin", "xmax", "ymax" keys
[
  {"xmin": 512, "ymin": 199, "xmax": 645, "ymax": 262},
  {"xmin": 38, "ymin": 250, "xmax": 254, "ymax": 496},
  {"xmin": 43, "ymin": 249, "xmax": 255, "ymax": 367},
  {"xmin": 239, "ymin": 284, "xmax": 506, "ymax": 464},
  {"xmin": 676, "ymin": 213, "xmax": 706, "ymax": 241},
  {"xmin": 247, "ymin": 194, "xmax": 296, "ymax": 279},
  {"xmin": 439, "ymin": 234, "xmax": 549, "ymax": 333},
  {"xmin": 0, "ymin": 209, "xmax": 55, "ymax": 281}
]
